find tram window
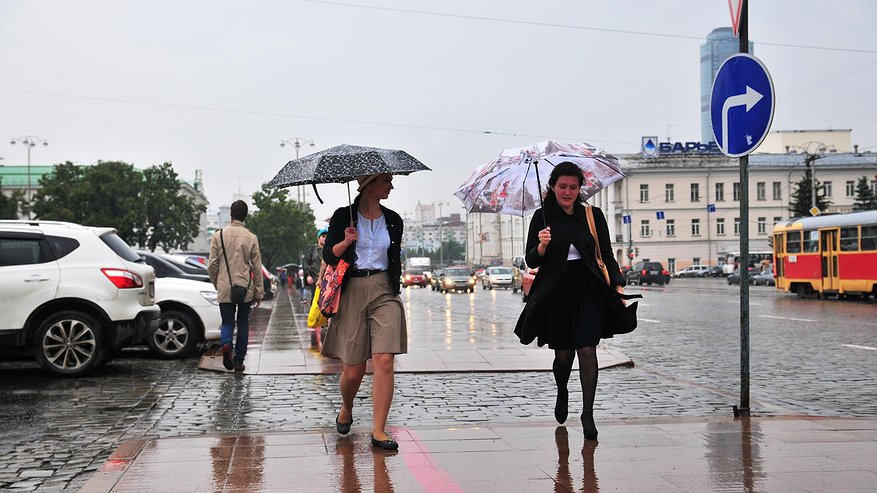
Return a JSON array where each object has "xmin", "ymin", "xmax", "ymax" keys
[
  {"xmin": 862, "ymin": 225, "xmax": 877, "ymax": 251},
  {"xmin": 774, "ymin": 234, "xmax": 783, "ymax": 254},
  {"xmin": 840, "ymin": 227, "xmax": 859, "ymax": 252},
  {"xmin": 803, "ymin": 230, "xmax": 819, "ymax": 253},
  {"xmin": 786, "ymin": 231, "xmax": 802, "ymax": 253}
]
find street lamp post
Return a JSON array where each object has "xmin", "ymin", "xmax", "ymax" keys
[
  {"xmin": 280, "ymin": 137, "xmax": 315, "ymax": 203},
  {"xmin": 436, "ymin": 201, "xmax": 448, "ymax": 266},
  {"xmin": 790, "ymin": 141, "xmax": 834, "ymax": 215},
  {"xmin": 10, "ymin": 135, "xmax": 49, "ymax": 219}
]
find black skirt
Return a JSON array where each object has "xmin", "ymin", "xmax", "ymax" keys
[{"xmin": 540, "ymin": 258, "xmax": 606, "ymax": 349}]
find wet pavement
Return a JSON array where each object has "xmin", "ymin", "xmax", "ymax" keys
[
  {"xmin": 1, "ymin": 280, "xmax": 876, "ymax": 491},
  {"xmin": 80, "ymin": 416, "xmax": 877, "ymax": 492}
]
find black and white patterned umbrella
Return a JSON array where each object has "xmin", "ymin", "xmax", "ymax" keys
[{"xmin": 269, "ymin": 144, "xmax": 431, "ymax": 189}]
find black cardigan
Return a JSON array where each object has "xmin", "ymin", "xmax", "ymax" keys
[{"xmin": 322, "ymin": 197, "xmax": 404, "ymax": 296}]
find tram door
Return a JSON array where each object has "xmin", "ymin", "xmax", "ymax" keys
[{"xmin": 820, "ymin": 229, "xmax": 839, "ymax": 292}]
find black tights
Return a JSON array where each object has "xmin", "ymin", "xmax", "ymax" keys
[{"xmin": 553, "ymin": 347, "xmax": 598, "ymax": 412}]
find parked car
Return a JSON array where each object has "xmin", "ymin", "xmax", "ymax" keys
[
  {"xmin": 727, "ymin": 268, "xmax": 742, "ymax": 285},
  {"xmin": 439, "ymin": 267, "xmax": 475, "ymax": 293},
  {"xmin": 0, "ymin": 220, "xmax": 160, "ymax": 376},
  {"xmin": 149, "ymin": 277, "xmax": 222, "ymax": 358},
  {"xmin": 674, "ymin": 265, "xmax": 711, "ymax": 278},
  {"xmin": 703, "ymin": 265, "xmax": 724, "ymax": 277},
  {"xmin": 402, "ymin": 268, "xmax": 428, "ymax": 287},
  {"xmin": 626, "ymin": 261, "xmax": 670, "ymax": 286},
  {"xmin": 138, "ymin": 251, "xmax": 210, "ymax": 283},
  {"xmin": 751, "ymin": 269, "xmax": 776, "ymax": 286},
  {"xmin": 161, "ymin": 253, "xmax": 210, "ymax": 274},
  {"xmin": 482, "ymin": 266, "xmax": 514, "ymax": 290}
]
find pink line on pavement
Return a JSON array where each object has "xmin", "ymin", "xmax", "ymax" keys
[{"xmin": 394, "ymin": 428, "xmax": 465, "ymax": 492}]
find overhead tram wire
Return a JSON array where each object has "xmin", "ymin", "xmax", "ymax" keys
[
  {"xmin": 297, "ymin": 0, "xmax": 877, "ymax": 56},
  {"xmin": 0, "ymin": 88, "xmax": 637, "ymax": 148}
]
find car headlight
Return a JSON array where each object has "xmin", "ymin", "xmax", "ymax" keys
[
  {"xmin": 468, "ymin": 279, "xmax": 475, "ymax": 285},
  {"xmin": 445, "ymin": 279, "xmax": 453, "ymax": 286},
  {"xmin": 200, "ymin": 290, "xmax": 219, "ymax": 306}
]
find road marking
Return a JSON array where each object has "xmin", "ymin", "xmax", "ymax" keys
[
  {"xmin": 758, "ymin": 315, "xmax": 815, "ymax": 322},
  {"xmin": 843, "ymin": 344, "xmax": 877, "ymax": 351},
  {"xmin": 639, "ymin": 318, "xmax": 661, "ymax": 323}
]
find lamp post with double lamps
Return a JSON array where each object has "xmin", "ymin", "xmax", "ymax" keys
[
  {"xmin": 280, "ymin": 137, "xmax": 315, "ymax": 203},
  {"xmin": 790, "ymin": 141, "xmax": 835, "ymax": 215},
  {"xmin": 10, "ymin": 135, "xmax": 49, "ymax": 219},
  {"xmin": 435, "ymin": 201, "xmax": 448, "ymax": 266}
]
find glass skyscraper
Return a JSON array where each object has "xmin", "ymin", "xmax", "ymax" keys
[{"xmin": 700, "ymin": 27, "xmax": 754, "ymax": 143}]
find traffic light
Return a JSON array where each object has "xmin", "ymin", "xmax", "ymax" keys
[
  {"xmin": 635, "ymin": 247, "xmax": 640, "ymax": 257},
  {"xmin": 628, "ymin": 251, "xmax": 634, "ymax": 259}
]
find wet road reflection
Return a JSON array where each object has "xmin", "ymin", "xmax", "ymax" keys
[
  {"xmin": 334, "ymin": 438, "xmax": 398, "ymax": 492},
  {"xmin": 705, "ymin": 418, "xmax": 764, "ymax": 492},
  {"xmin": 554, "ymin": 426, "xmax": 599, "ymax": 493}
]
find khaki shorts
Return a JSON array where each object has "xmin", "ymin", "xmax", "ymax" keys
[{"xmin": 320, "ymin": 272, "xmax": 407, "ymax": 365}]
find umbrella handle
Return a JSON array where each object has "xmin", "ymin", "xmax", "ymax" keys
[
  {"xmin": 347, "ymin": 182, "xmax": 354, "ymax": 227},
  {"xmin": 312, "ymin": 183, "xmax": 324, "ymax": 204},
  {"xmin": 534, "ymin": 160, "xmax": 546, "ymax": 228}
]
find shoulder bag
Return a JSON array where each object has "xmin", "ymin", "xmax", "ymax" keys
[
  {"xmin": 220, "ymin": 229, "xmax": 251, "ymax": 304},
  {"xmin": 318, "ymin": 258, "xmax": 349, "ymax": 318},
  {"xmin": 585, "ymin": 205, "xmax": 642, "ymax": 336}
]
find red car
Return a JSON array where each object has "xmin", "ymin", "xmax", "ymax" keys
[{"xmin": 402, "ymin": 269, "xmax": 427, "ymax": 287}]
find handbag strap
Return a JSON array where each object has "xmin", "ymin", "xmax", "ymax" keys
[
  {"xmin": 585, "ymin": 205, "xmax": 612, "ymax": 286},
  {"xmin": 219, "ymin": 228, "xmax": 251, "ymax": 290}
]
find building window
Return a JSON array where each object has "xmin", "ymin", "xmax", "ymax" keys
[
  {"xmin": 640, "ymin": 184, "xmax": 649, "ymax": 203},
  {"xmin": 665, "ymin": 184, "xmax": 674, "ymax": 202},
  {"xmin": 773, "ymin": 216, "xmax": 783, "ymax": 226},
  {"xmin": 734, "ymin": 217, "xmax": 740, "ymax": 235},
  {"xmin": 691, "ymin": 219, "xmax": 701, "ymax": 236},
  {"xmin": 690, "ymin": 183, "xmax": 700, "ymax": 202},
  {"xmin": 757, "ymin": 217, "xmax": 766, "ymax": 235},
  {"xmin": 666, "ymin": 219, "xmax": 675, "ymax": 237},
  {"xmin": 733, "ymin": 182, "xmax": 741, "ymax": 201},
  {"xmin": 717, "ymin": 218, "xmax": 725, "ymax": 235},
  {"xmin": 693, "ymin": 257, "xmax": 701, "ymax": 265},
  {"xmin": 872, "ymin": 181, "xmax": 877, "ymax": 195},
  {"xmin": 716, "ymin": 183, "xmax": 725, "ymax": 201},
  {"xmin": 772, "ymin": 181, "xmax": 782, "ymax": 200},
  {"xmin": 846, "ymin": 180, "xmax": 855, "ymax": 198},
  {"xmin": 668, "ymin": 258, "xmax": 676, "ymax": 273},
  {"xmin": 756, "ymin": 182, "xmax": 765, "ymax": 201},
  {"xmin": 641, "ymin": 220, "xmax": 651, "ymax": 237},
  {"xmin": 824, "ymin": 181, "xmax": 833, "ymax": 198}
]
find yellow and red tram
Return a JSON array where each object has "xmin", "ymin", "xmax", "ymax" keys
[{"xmin": 773, "ymin": 210, "xmax": 877, "ymax": 298}]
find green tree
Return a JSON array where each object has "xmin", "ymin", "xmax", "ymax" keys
[
  {"xmin": 789, "ymin": 165, "xmax": 831, "ymax": 217},
  {"xmin": 247, "ymin": 183, "xmax": 315, "ymax": 269},
  {"xmin": 0, "ymin": 178, "xmax": 25, "ymax": 219},
  {"xmin": 852, "ymin": 176, "xmax": 877, "ymax": 211},
  {"xmin": 137, "ymin": 163, "xmax": 206, "ymax": 251},
  {"xmin": 32, "ymin": 161, "xmax": 205, "ymax": 249}
]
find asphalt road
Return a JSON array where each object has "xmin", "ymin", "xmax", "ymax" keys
[{"xmin": 1, "ymin": 278, "xmax": 875, "ymax": 491}]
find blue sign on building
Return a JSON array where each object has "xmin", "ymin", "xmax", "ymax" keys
[
  {"xmin": 707, "ymin": 204, "xmax": 717, "ymax": 213},
  {"xmin": 710, "ymin": 54, "xmax": 775, "ymax": 157},
  {"xmin": 622, "ymin": 215, "xmax": 631, "ymax": 224},
  {"xmin": 656, "ymin": 211, "xmax": 665, "ymax": 220}
]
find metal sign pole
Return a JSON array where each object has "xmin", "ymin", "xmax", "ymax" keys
[{"xmin": 736, "ymin": 0, "xmax": 751, "ymax": 418}]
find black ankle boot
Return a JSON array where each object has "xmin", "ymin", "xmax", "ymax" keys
[
  {"xmin": 581, "ymin": 410, "xmax": 598, "ymax": 441},
  {"xmin": 554, "ymin": 386, "xmax": 568, "ymax": 424}
]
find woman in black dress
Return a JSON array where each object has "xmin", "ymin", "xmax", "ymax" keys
[{"xmin": 514, "ymin": 162, "xmax": 626, "ymax": 440}]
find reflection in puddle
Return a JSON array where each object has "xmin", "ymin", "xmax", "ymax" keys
[
  {"xmin": 554, "ymin": 426, "xmax": 599, "ymax": 492},
  {"xmin": 705, "ymin": 418, "xmax": 764, "ymax": 492}
]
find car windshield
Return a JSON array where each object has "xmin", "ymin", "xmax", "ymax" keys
[
  {"xmin": 490, "ymin": 268, "xmax": 512, "ymax": 274},
  {"xmin": 101, "ymin": 232, "xmax": 141, "ymax": 262},
  {"xmin": 405, "ymin": 269, "xmax": 423, "ymax": 275},
  {"xmin": 446, "ymin": 269, "xmax": 469, "ymax": 276}
]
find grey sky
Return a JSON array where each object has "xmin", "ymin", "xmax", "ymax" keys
[{"xmin": 2, "ymin": 0, "xmax": 875, "ymax": 224}]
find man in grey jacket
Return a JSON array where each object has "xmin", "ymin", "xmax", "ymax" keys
[{"xmin": 208, "ymin": 200, "xmax": 264, "ymax": 372}]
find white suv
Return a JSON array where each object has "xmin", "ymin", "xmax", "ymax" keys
[{"xmin": 0, "ymin": 220, "xmax": 160, "ymax": 376}]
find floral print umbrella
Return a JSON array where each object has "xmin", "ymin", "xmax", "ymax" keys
[{"xmin": 454, "ymin": 140, "xmax": 624, "ymax": 216}]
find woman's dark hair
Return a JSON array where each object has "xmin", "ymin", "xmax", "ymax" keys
[
  {"xmin": 543, "ymin": 161, "xmax": 585, "ymax": 208},
  {"xmin": 230, "ymin": 200, "xmax": 248, "ymax": 221}
]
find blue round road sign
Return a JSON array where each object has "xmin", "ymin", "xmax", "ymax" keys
[{"xmin": 710, "ymin": 54, "xmax": 774, "ymax": 157}]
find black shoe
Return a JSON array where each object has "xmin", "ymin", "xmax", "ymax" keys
[
  {"xmin": 370, "ymin": 434, "xmax": 399, "ymax": 450},
  {"xmin": 335, "ymin": 413, "xmax": 352, "ymax": 435},
  {"xmin": 234, "ymin": 362, "xmax": 245, "ymax": 373},
  {"xmin": 581, "ymin": 410, "xmax": 598, "ymax": 441},
  {"xmin": 555, "ymin": 387, "xmax": 569, "ymax": 424},
  {"xmin": 221, "ymin": 344, "xmax": 233, "ymax": 371}
]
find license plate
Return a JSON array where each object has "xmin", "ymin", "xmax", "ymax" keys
[{"xmin": 649, "ymin": 270, "xmax": 658, "ymax": 275}]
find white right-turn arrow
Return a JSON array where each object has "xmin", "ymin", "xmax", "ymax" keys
[{"xmin": 721, "ymin": 85, "xmax": 764, "ymax": 153}]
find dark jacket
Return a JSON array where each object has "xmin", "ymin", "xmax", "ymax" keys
[
  {"xmin": 322, "ymin": 197, "xmax": 404, "ymax": 296},
  {"xmin": 514, "ymin": 201, "xmax": 625, "ymax": 345}
]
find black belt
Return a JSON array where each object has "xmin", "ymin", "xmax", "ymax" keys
[{"xmin": 348, "ymin": 268, "xmax": 386, "ymax": 278}]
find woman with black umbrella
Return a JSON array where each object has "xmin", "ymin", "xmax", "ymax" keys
[
  {"xmin": 321, "ymin": 172, "xmax": 407, "ymax": 450},
  {"xmin": 514, "ymin": 162, "xmax": 626, "ymax": 440}
]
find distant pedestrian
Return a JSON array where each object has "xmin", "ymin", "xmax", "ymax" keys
[
  {"xmin": 303, "ymin": 229, "xmax": 325, "ymax": 304},
  {"xmin": 514, "ymin": 162, "xmax": 626, "ymax": 441},
  {"xmin": 208, "ymin": 200, "xmax": 264, "ymax": 373},
  {"xmin": 322, "ymin": 173, "xmax": 406, "ymax": 450},
  {"xmin": 296, "ymin": 268, "xmax": 308, "ymax": 303},
  {"xmin": 279, "ymin": 268, "xmax": 287, "ymax": 288}
]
